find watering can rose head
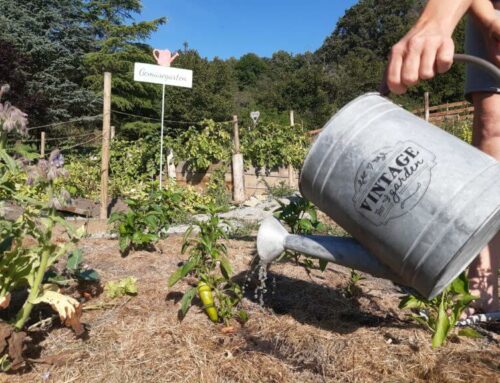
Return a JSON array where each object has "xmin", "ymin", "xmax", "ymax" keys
[{"xmin": 256, "ymin": 216, "xmax": 290, "ymax": 264}]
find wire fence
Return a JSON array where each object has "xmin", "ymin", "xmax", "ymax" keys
[
  {"xmin": 6, "ymin": 109, "xmax": 237, "ymax": 158},
  {"xmin": 27, "ymin": 115, "xmax": 103, "ymax": 131},
  {"xmin": 111, "ymin": 109, "xmax": 233, "ymax": 125}
]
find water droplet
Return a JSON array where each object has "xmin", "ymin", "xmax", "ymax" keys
[{"xmin": 253, "ymin": 261, "xmax": 268, "ymax": 306}]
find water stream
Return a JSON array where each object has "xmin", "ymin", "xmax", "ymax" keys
[{"xmin": 242, "ymin": 256, "xmax": 272, "ymax": 307}]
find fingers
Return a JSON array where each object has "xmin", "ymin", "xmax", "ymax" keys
[
  {"xmin": 401, "ymin": 37, "xmax": 424, "ymax": 86},
  {"xmin": 386, "ymin": 36, "xmax": 455, "ymax": 95},
  {"xmin": 435, "ymin": 38, "xmax": 454, "ymax": 73},
  {"xmin": 419, "ymin": 38, "xmax": 441, "ymax": 80},
  {"xmin": 386, "ymin": 44, "xmax": 407, "ymax": 94}
]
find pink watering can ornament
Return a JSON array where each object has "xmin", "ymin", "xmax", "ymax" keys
[{"xmin": 153, "ymin": 49, "xmax": 179, "ymax": 67}]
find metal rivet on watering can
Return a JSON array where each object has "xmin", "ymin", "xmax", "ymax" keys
[{"xmin": 298, "ymin": 92, "xmax": 500, "ymax": 299}]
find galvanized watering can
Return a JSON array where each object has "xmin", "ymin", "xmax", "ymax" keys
[{"xmin": 257, "ymin": 55, "xmax": 500, "ymax": 299}]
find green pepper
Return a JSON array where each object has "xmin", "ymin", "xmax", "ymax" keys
[{"xmin": 197, "ymin": 282, "xmax": 218, "ymax": 322}]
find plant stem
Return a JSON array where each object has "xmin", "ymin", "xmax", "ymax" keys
[
  {"xmin": 14, "ymin": 248, "xmax": 50, "ymax": 330},
  {"xmin": 0, "ymin": 277, "xmax": 11, "ymax": 297},
  {"xmin": 0, "ymin": 132, "xmax": 6, "ymax": 150}
]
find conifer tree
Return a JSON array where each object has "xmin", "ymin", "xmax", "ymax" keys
[
  {"xmin": 0, "ymin": 0, "xmax": 98, "ymax": 126},
  {"xmin": 83, "ymin": 0, "xmax": 166, "ymax": 136}
]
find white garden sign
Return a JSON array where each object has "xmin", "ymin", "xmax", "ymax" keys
[{"xmin": 133, "ymin": 49, "xmax": 193, "ymax": 188}]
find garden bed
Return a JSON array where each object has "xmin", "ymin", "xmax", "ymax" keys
[{"xmin": 1, "ymin": 232, "xmax": 499, "ymax": 383}]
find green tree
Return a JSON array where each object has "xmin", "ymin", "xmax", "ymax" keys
[
  {"xmin": 0, "ymin": 0, "xmax": 98, "ymax": 126},
  {"xmin": 235, "ymin": 53, "xmax": 268, "ymax": 89},
  {"xmin": 316, "ymin": 0, "xmax": 466, "ymax": 109},
  {"xmin": 83, "ymin": 0, "xmax": 166, "ymax": 138},
  {"xmin": 160, "ymin": 49, "xmax": 235, "ymax": 134},
  {"xmin": 259, "ymin": 52, "xmax": 333, "ymax": 129}
]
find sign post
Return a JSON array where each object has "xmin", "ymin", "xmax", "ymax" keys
[{"xmin": 134, "ymin": 50, "xmax": 193, "ymax": 189}]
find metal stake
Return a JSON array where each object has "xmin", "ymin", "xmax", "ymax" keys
[{"xmin": 159, "ymin": 84, "xmax": 166, "ymax": 189}]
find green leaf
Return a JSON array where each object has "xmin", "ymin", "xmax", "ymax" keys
[
  {"xmin": 298, "ymin": 219, "xmax": 313, "ymax": 233},
  {"xmin": 0, "ymin": 149, "xmax": 17, "ymax": 172},
  {"xmin": 319, "ymin": 259, "xmax": 328, "ymax": 272},
  {"xmin": 180, "ymin": 287, "xmax": 197, "ymax": 317},
  {"xmin": 238, "ymin": 310, "xmax": 249, "ymax": 323},
  {"xmin": 308, "ymin": 209, "xmax": 317, "ymax": 222},
  {"xmin": 119, "ymin": 237, "xmax": 131, "ymax": 253},
  {"xmin": 44, "ymin": 272, "xmax": 72, "ymax": 286},
  {"xmin": 66, "ymin": 249, "xmax": 83, "ymax": 272},
  {"xmin": 450, "ymin": 273, "xmax": 468, "ymax": 295},
  {"xmin": 399, "ymin": 295, "xmax": 426, "ymax": 310},
  {"xmin": 105, "ymin": 277, "xmax": 138, "ymax": 298},
  {"xmin": 459, "ymin": 294, "xmax": 478, "ymax": 306},
  {"xmin": 432, "ymin": 297, "xmax": 450, "ymax": 348},
  {"xmin": 0, "ymin": 236, "xmax": 13, "ymax": 253},
  {"xmin": 458, "ymin": 327, "xmax": 483, "ymax": 339},
  {"xmin": 0, "ymin": 354, "xmax": 11, "ymax": 372},
  {"xmin": 168, "ymin": 258, "xmax": 196, "ymax": 287},
  {"xmin": 75, "ymin": 269, "xmax": 100, "ymax": 282},
  {"xmin": 219, "ymin": 256, "xmax": 233, "ymax": 279}
]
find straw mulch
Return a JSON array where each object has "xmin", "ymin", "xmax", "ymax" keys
[{"xmin": 1, "ymin": 234, "xmax": 499, "ymax": 383}]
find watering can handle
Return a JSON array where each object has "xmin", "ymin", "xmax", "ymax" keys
[
  {"xmin": 379, "ymin": 53, "xmax": 500, "ymax": 95},
  {"xmin": 453, "ymin": 53, "xmax": 500, "ymax": 82}
]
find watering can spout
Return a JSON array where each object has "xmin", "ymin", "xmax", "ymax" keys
[{"xmin": 257, "ymin": 217, "xmax": 404, "ymax": 284}]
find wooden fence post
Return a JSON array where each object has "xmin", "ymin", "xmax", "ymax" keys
[
  {"xmin": 231, "ymin": 115, "xmax": 245, "ymax": 203},
  {"xmin": 40, "ymin": 131, "xmax": 46, "ymax": 158},
  {"xmin": 288, "ymin": 110, "xmax": 295, "ymax": 187},
  {"xmin": 424, "ymin": 92, "xmax": 430, "ymax": 122},
  {"xmin": 100, "ymin": 72, "xmax": 112, "ymax": 220},
  {"xmin": 110, "ymin": 125, "xmax": 115, "ymax": 140}
]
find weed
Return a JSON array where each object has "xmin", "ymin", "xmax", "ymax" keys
[
  {"xmin": 105, "ymin": 277, "xmax": 138, "ymax": 298},
  {"xmin": 262, "ymin": 179, "xmax": 295, "ymax": 199},
  {"xmin": 228, "ymin": 221, "xmax": 260, "ymax": 240},
  {"xmin": 344, "ymin": 269, "xmax": 365, "ymax": 298}
]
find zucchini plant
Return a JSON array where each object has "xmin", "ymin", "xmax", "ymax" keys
[{"xmin": 168, "ymin": 205, "xmax": 246, "ymax": 325}]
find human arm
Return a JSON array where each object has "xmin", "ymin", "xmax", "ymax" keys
[
  {"xmin": 470, "ymin": 0, "xmax": 500, "ymax": 65},
  {"xmin": 386, "ymin": 0, "xmax": 473, "ymax": 94}
]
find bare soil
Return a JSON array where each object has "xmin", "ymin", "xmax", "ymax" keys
[{"xmin": 1, "ymin": 232, "xmax": 499, "ymax": 383}]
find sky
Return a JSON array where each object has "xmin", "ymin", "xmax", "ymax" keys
[{"xmin": 137, "ymin": 0, "xmax": 358, "ymax": 60}]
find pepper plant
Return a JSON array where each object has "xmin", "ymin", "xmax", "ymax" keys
[
  {"xmin": 274, "ymin": 196, "xmax": 328, "ymax": 271},
  {"xmin": 168, "ymin": 205, "xmax": 246, "ymax": 325},
  {"xmin": 109, "ymin": 187, "xmax": 186, "ymax": 255},
  {"xmin": 399, "ymin": 272, "xmax": 480, "ymax": 348}
]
